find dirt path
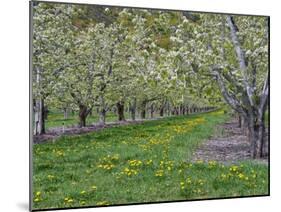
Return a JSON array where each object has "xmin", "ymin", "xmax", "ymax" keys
[{"xmin": 191, "ymin": 120, "xmax": 268, "ymax": 165}]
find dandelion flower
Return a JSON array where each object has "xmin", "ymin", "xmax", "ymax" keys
[
  {"xmin": 96, "ymin": 201, "xmax": 109, "ymax": 206},
  {"xmin": 238, "ymin": 173, "xmax": 244, "ymax": 179},
  {"xmin": 155, "ymin": 170, "xmax": 164, "ymax": 177},
  {"xmin": 34, "ymin": 198, "xmax": 40, "ymax": 202}
]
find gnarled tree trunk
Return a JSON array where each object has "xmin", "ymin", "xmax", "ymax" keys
[
  {"xmin": 247, "ymin": 109, "xmax": 267, "ymax": 158},
  {"xmin": 79, "ymin": 104, "xmax": 91, "ymax": 128}
]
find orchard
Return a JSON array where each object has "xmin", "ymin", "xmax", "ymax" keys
[{"xmin": 31, "ymin": 2, "xmax": 269, "ymax": 209}]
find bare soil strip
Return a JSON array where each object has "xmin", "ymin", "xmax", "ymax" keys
[{"xmin": 191, "ymin": 120, "xmax": 268, "ymax": 165}]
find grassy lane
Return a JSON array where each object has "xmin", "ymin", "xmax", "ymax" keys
[
  {"xmin": 32, "ymin": 110, "xmax": 268, "ymax": 210},
  {"xmin": 45, "ymin": 111, "xmax": 126, "ymax": 129},
  {"xmin": 45, "ymin": 111, "xmax": 162, "ymax": 129}
]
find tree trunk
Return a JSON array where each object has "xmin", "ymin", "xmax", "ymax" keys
[
  {"xmin": 182, "ymin": 106, "xmax": 186, "ymax": 115},
  {"xmin": 179, "ymin": 105, "xmax": 183, "ymax": 115},
  {"xmin": 131, "ymin": 108, "xmax": 136, "ymax": 121},
  {"xmin": 238, "ymin": 115, "xmax": 241, "ymax": 128},
  {"xmin": 99, "ymin": 96, "xmax": 106, "ymax": 125},
  {"xmin": 41, "ymin": 100, "xmax": 46, "ymax": 133},
  {"xmin": 160, "ymin": 107, "xmax": 164, "ymax": 117},
  {"xmin": 248, "ymin": 124, "xmax": 265, "ymax": 158},
  {"xmin": 33, "ymin": 98, "xmax": 45, "ymax": 135},
  {"xmin": 140, "ymin": 100, "xmax": 146, "ymax": 119},
  {"xmin": 63, "ymin": 108, "xmax": 68, "ymax": 119},
  {"xmin": 43, "ymin": 106, "xmax": 48, "ymax": 120},
  {"xmin": 79, "ymin": 104, "xmax": 90, "ymax": 128},
  {"xmin": 159, "ymin": 100, "xmax": 165, "ymax": 117},
  {"xmin": 129, "ymin": 98, "xmax": 137, "ymax": 121},
  {"xmin": 116, "ymin": 101, "xmax": 126, "ymax": 121},
  {"xmin": 150, "ymin": 104, "xmax": 154, "ymax": 119},
  {"xmin": 99, "ymin": 109, "xmax": 106, "ymax": 125},
  {"xmin": 247, "ymin": 110, "xmax": 266, "ymax": 159}
]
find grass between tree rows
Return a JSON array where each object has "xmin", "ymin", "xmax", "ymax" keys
[
  {"xmin": 45, "ymin": 111, "xmax": 127, "ymax": 129},
  {"xmin": 46, "ymin": 110, "xmax": 164, "ymax": 130},
  {"xmin": 32, "ymin": 110, "xmax": 268, "ymax": 210}
]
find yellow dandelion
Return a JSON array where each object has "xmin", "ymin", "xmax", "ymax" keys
[
  {"xmin": 80, "ymin": 190, "xmax": 86, "ymax": 194},
  {"xmin": 238, "ymin": 173, "xmax": 244, "ymax": 179},
  {"xmin": 34, "ymin": 198, "xmax": 40, "ymax": 202},
  {"xmin": 146, "ymin": 159, "xmax": 153, "ymax": 165},
  {"xmin": 96, "ymin": 201, "xmax": 109, "ymax": 206},
  {"xmin": 221, "ymin": 174, "xmax": 227, "ymax": 179},
  {"xmin": 230, "ymin": 165, "xmax": 238, "ymax": 172},
  {"xmin": 47, "ymin": 175, "xmax": 55, "ymax": 179},
  {"xmin": 187, "ymin": 178, "xmax": 192, "ymax": 184},
  {"xmin": 155, "ymin": 170, "xmax": 164, "ymax": 177},
  {"xmin": 124, "ymin": 168, "xmax": 130, "ymax": 172},
  {"xmin": 198, "ymin": 179, "xmax": 204, "ymax": 185}
]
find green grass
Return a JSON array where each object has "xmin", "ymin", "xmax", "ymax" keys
[
  {"xmin": 45, "ymin": 111, "xmax": 159, "ymax": 129},
  {"xmin": 32, "ymin": 110, "xmax": 268, "ymax": 210},
  {"xmin": 45, "ymin": 111, "xmax": 121, "ymax": 129}
]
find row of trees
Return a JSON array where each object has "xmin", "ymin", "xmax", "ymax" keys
[{"xmin": 32, "ymin": 3, "xmax": 268, "ymax": 158}]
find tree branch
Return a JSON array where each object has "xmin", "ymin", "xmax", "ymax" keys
[
  {"xmin": 227, "ymin": 16, "xmax": 254, "ymax": 107},
  {"xmin": 211, "ymin": 67, "xmax": 246, "ymax": 116},
  {"xmin": 259, "ymin": 71, "xmax": 269, "ymax": 114}
]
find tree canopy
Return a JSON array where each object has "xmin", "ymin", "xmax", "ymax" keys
[{"xmin": 32, "ymin": 2, "xmax": 269, "ymax": 158}]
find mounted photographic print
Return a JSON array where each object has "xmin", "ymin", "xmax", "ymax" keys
[{"xmin": 30, "ymin": 0, "xmax": 269, "ymax": 211}]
